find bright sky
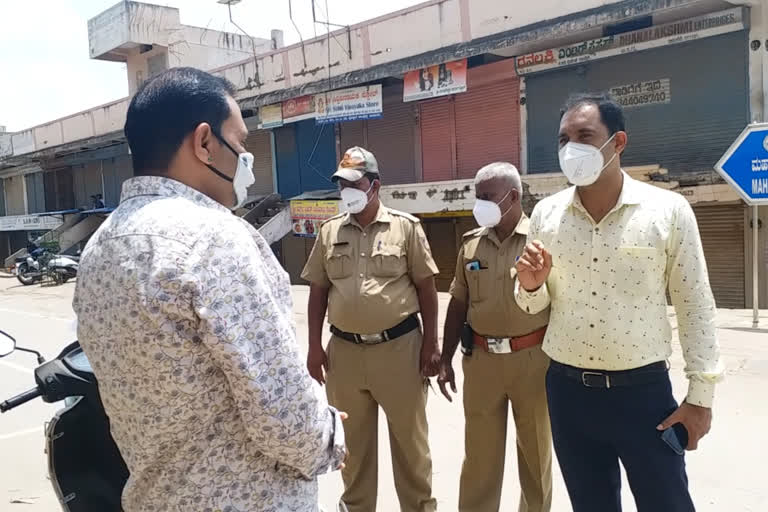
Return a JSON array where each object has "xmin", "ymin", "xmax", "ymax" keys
[{"xmin": 0, "ymin": 0, "xmax": 423, "ymax": 132}]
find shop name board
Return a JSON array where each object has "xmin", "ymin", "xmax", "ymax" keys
[
  {"xmin": 290, "ymin": 200, "xmax": 340, "ymax": 237},
  {"xmin": 0, "ymin": 214, "xmax": 63, "ymax": 232},
  {"xmin": 315, "ymin": 85, "xmax": 383, "ymax": 124},
  {"xmin": 610, "ymin": 78, "xmax": 671, "ymax": 108},
  {"xmin": 403, "ymin": 59, "xmax": 468, "ymax": 102},
  {"xmin": 259, "ymin": 104, "xmax": 283, "ymax": 129},
  {"xmin": 282, "ymin": 95, "xmax": 316, "ymax": 123},
  {"xmin": 516, "ymin": 8, "xmax": 744, "ymax": 75}
]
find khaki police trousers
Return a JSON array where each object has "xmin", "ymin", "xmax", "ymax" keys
[
  {"xmin": 326, "ymin": 328, "xmax": 437, "ymax": 512},
  {"xmin": 458, "ymin": 345, "xmax": 553, "ymax": 512}
]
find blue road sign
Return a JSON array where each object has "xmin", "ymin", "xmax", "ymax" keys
[{"xmin": 715, "ymin": 123, "xmax": 768, "ymax": 205}]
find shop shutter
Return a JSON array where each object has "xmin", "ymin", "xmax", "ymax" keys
[
  {"xmin": 339, "ymin": 120, "xmax": 366, "ymax": 155},
  {"xmin": 245, "ymin": 129, "xmax": 274, "ymax": 197},
  {"xmin": 274, "ymin": 125, "xmax": 301, "ymax": 198},
  {"xmin": 420, "ymin": 97, "xmax": 454, "ymax": 182},
  {"xmin": 56, "ymin": 167, "xmax": 75, "ymax": 210},
  {"xmin": 102, "ymin": 155, "xmax": 133, "ymax": 207},
  {"xmin": 423, "ymin": 218, "xmax": 458, "ymax": 292},
  {"xmin": 526, "ymin": 31, "xmax": 748, "ymax": 174},
  {"xmin": 693, "ymin": 203, "xmax": 745, "ymax": 309},
  {"xmin": 455, "ymin": 60, "xmax": 520, "ymax": 178},
  {"xmin": 587, "ymin": 31, "xmax": 747, "ymax": 172},
  {"xmin": 44, "ymin": 172, "xmax": 58, "ymax": 212},
  {"xmin": 73, "ymin": 161, "xmax": 103, "ymax": 209},
  {"xmin": 296, "ymin": 119, "xmax": 336, "ymax": 193},
  {"xmin": 25, "ymin": 172, "xmax": 45, "ymax": 214},
  {"xmin": 367, "ymin": 87, "xmax": 418, "ymax": 185}
]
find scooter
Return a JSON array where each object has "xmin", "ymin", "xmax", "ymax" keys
[
  {"xmin": 0, "ymin": 330, "xmax": 128, "ymax": 511},
  {"xmin": 16, "ymin": 251, "xmax": 78, "ymax": 286}
]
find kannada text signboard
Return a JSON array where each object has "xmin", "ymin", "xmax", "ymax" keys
[
  {"xmin": 290, "ymin": 200, "xmax": 340, "ymax": 237},
  {"xmin": 516, "ymin": 8, "xmax": 745, "ymax": 75},
  {"xmin": 315, "ymin": 85, "xmax": 383, "ymax": 125}
]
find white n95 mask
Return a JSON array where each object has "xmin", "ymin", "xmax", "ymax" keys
[
  {"xmin": 231, "ymin": 152, "xmax": 255, "ymax": 209},
  {"xmin": 558, "ymin": 134, "xmax": 617, "ymax": 187},
  {"xmin": 472, "ymin": 189, "xmax": 512, "ymax": 228},
  {"xmin": 340, "ymin": 185, "xmax": 372, "ymax": 214}
]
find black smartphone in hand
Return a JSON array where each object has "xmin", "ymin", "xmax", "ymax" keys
[{"xmin": 661, "ymin": 423, "xmax": 689, "ymax": 455}]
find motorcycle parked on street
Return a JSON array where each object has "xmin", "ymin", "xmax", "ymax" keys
[
  {"xmin": 0, "ymin": 330, "xmax": 128, "ymax": 511},
  {"xmin": 15, "ymin": 247, "xmax": 79, "ymax": 286}
]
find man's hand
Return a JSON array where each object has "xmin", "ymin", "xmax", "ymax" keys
[
  {"xmin": 437, "ymin": 360, "xmax": 457, "ymax": 402},
  {"xmin": 515, "ymin": 240, "xmax": 552, "ymax": 292},
  {"xmin": 338, "ymin": 411, "xmax": 348, "ymax": 470},
  {"xmin": 657, "ymin": 402, "xmax": 712, "ymax": 450},
  {"xmin": 307, "ymin": 345, "xmax": 328, "ymax": 385},
  {"xmin": 420, "ymin": 338, "xmax": 441, "ymax": 377}
]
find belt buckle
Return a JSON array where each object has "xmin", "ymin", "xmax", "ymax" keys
[
  {"xmin": 581, "ymin": 371, "xmax": 611, "ymax": 389},
  {"xmin": 356, "ymin": 333, "xmax": 383, "ymax": 344},
  {"xmin": 486, "ymin": 338, "xmax": 512, "ymax": 354}
]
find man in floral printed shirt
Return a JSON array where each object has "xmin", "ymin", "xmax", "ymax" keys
[{"xmin": 73, "ymin": 67, "xmax": 345, "ymax": 512}]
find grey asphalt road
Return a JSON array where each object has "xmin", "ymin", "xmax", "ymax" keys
[{"xmin": 0, "ymin": 276, "xmax": 766, "ymax": 511}]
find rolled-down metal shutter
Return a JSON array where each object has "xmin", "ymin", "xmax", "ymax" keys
[
  {"xmin": 420, "ymin": 97, "xmax": 454, "ymax": 182},
  {"xmin": 423, "ymin": 218, "xmax": 458, "ymax": 292},
  {"xmin": 25, "ymin": 172, "xmax": 45, "ymax": 214},
  {"xmin": 339, "ymin": 121, "xmax": 366, "ymax": 156},
  {"xmin": 693, "ymin": 203, "xmax": 745, "ymax": 309},
  {"xmin": 274, "ymin": 125, "xmax": 300, "ymax": 198},
  {"xmin": 367, "ymin": 87, "xmax": 417, "ymax": 185},
  {"xmin": 526, "ymin": 30, "xmax": 748, "ymax": 173},
  {"xmin": 245, "ymin": 129, "xmax": 274, "ymax": 197},
  {"xmin": 102, "ymin": 155, "xmax": 133, "ymax": 207},
  {"xmin": 454, "ymin": 60, "xmax": 520, "ymax": 178}
]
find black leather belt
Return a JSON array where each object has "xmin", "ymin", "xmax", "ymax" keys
[
  {"xmin": 549, "ymin": 361, "xmax": 669, "ymax": 389},
  {"xmin": 331, "ymin": 314, "xmax": 420, "ymax": 345}
]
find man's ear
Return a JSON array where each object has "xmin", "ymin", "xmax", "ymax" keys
[
  {"xmin": 615, "ymin": 131, "xmax": 628, "ymax": 155},
  {"xmin": 193, "ymin": 122, "xmax": 214, "ymax": 164}
]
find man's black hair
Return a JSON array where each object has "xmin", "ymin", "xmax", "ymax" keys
[
  {"xmin": 124, "ymin": 67, "xmax": 237, "ymax": 176},
  {"xmin": 560, "ymin": 92, "xmax": 626, "ymax": 135},
  {"xmin": 364, "ymin": 172, "xmax": 380, "ymax": 184}
]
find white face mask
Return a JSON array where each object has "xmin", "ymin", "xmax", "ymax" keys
[
  {"xmin": 340, "ymin": 183, "xmax": 373, "ymax": 214},
  {"xmin": 232, "ymin": 152, "xmax": 255, "ymax": 209},
  {"xmin": 558, "ymin": 134, "xmax": 617, "ymax": 187},
  {"xmin": 206, "ymin": 132, "xmax": 255, "ymax": 209},
  {"xmin": 472, "ymin": 188, "xmax": 513, "ymax": 228}
]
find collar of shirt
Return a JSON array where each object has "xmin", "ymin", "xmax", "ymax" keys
[
  {"xmin": 120, "ymin": 176, "xmax": 231, "ymax": 214},
  {"xmin": 342, "ymin": 202, "xmax": 392, "ymax": 229},
  {"xmin": 566, "ymin": 170, "xmax": 644, "ymax": 218},
  {"xmin": 476, "ymin": 214, "xmax": 530, "ymax": 247}
]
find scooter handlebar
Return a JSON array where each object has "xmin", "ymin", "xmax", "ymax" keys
[{"xmin": 0, "ymin": 387, "xmax": 42, "ymax": 413}]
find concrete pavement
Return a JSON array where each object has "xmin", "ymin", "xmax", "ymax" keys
[{"xmin": 0, "ymin": 276, "xmax": 766, "ymax": 511}]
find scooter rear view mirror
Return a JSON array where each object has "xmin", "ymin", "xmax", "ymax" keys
[{"xmin": 0, "ymin": 330, "xmax": 17, "ymax": 358}]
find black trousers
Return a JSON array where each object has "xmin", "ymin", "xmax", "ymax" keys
[{"xmin": 546, "ymin": 363, "xmax": 695, "ymax": 512}]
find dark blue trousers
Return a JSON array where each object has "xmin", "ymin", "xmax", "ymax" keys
[{"xmin": 546, "ymin": 364, "xmax": 695, "ymax": 512}]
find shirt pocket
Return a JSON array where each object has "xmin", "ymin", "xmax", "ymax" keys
[
  {"xmin": 371, "ymin": 244, "xmax": 406, "ymax": 278},
  {"xmin": 327, "ymin": 244, "xmax": 354, "ymax": 280},
  {"xmin": 617, "ymin": 246, "xmax": 666, "ymax": 291},
  {"xmin": 466, "ymin": 267, "xmax": 491, "ymax": 303}
]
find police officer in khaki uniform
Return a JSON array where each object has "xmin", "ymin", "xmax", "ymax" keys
[
  {"xmin": 438, "ymin": 163, "xmax": 552, "ymax": 512},
  {"xmin": 303, "ymin": 147, "xmax": 440, "ymax": 512}
]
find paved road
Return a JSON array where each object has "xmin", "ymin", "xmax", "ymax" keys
[{"xmin": 0, "ymin": 276, "xmax": 766, "ymax": 511}]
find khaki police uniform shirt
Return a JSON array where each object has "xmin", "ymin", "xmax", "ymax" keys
[
  {"xmin": 302, "ymin": 204, "xmax": 439, "ymax": 335},
  {"xmin": 450, "ymin": 215, "xmax": 549, "ymax": 338}
]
